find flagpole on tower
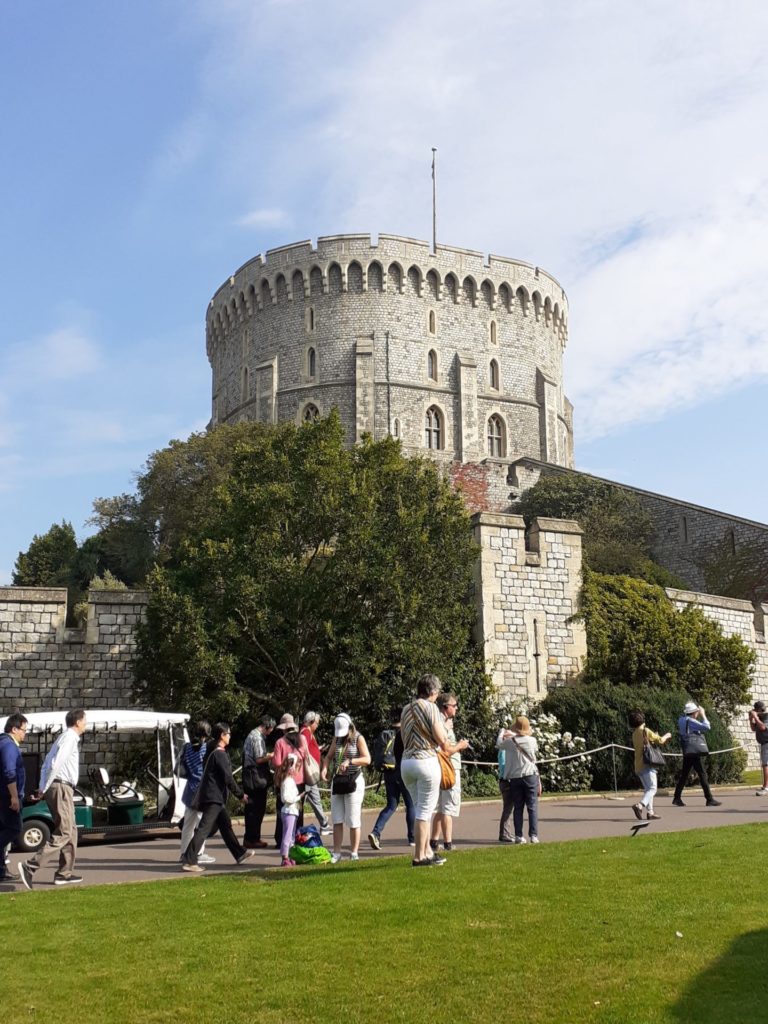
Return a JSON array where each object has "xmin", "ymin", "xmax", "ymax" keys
[{"xmin": 431, "ymin": 147, "xmax": 437, "ymax": 253}]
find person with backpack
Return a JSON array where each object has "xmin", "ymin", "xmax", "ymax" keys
[
  {"xmin": 748, "ymin": 700, "xmax": 768, "ymax": 795},
  {"xmin": 367, "ymin": 708, "xmax": 415, "ymax": 851},
  {"xmin": 177, "ymin": 719, "xmax": 217, "ymax": 864},
  {"xmin": 181, "ymin": 722, "xmax": 255, "ymax": 873}
]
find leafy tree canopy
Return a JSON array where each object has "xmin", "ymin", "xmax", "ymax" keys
[
  {"xmin": 13, "ymin": 521, "xmax": 78, "ymax": 588},
  {"xmin": 514, "ymin": 473, "xmax": 684, "ymax": 587},
  {"xmin": 134, "ymin": 412, "xmax": 493, "ymax": 739},
  {"xmin": 580, "ymin": 570, "xmax": 754, "ymax": 718}
]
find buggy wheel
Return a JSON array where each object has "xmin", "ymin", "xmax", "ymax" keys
[{"xmin": 16, "ymin": 819, "xmax": 51, "ymax": 853}]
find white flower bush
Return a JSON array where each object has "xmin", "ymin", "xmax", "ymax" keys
[{"xmin": 500, "ymin": 700, "xmax": 593, "ymax": 793}]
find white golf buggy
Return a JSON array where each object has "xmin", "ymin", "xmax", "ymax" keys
[{"xmin": 0, "ymin": 708, "xmax": 190, "ymax": 852}]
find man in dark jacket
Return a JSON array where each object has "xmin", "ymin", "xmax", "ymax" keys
[
  {"xmin": 0, "ymin": 713, "xmax": 28, "ymax": 884},
  {"xmin": 181, "ymin": 722, "xmax": 255, "ymax": 873}
]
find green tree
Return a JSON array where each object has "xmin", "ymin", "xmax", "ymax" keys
[
  {"xmin": 514, "ymin": 473, "xmax": 684, "ymax": 586},
  {"xmin": 134, "ymin": 413, "xmax": 493, "ymax": 737},
  {"xmin": 580, "ymin": 570, "xmax": 754, "ymax": 717},
  {"xmin": 13, "ymin": 521, "xmax": 78, "ymax": 588}
]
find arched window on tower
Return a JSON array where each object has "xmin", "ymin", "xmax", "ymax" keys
[
  {"xmin": 307, "ymin": 346, "xmax": 316, "ymax": 379},
  {"xmin": 428, "ymin": 309, "xmax": 436, "ymax": 335},
  {"xmin": 392, "ymin": 418, "xmax": 401, "ymax": 440},
  {"xmin": 490, "ymin": 319, "xmax": 497, "ymax": 345},
  {"xmin": 425, "ymin": 406, "xmax": 443, "ymax": 450},
  {"xmin": 302, "ymin": 403, "xmax": 320, "ymax": 423},
  {"xmin": 487, "ymin": 415, "xmax": 505, "ymax": 458},
  {"xmin": 489, "ymin": 359, "xmax": 500, "ymax": 391},
  {"xmin": 241, "ymin": 366, "xmax": 249, "ymax": 403},
  {"xmin": 427, "ymin": 349, "xmax": 438, "ymax": 382}
]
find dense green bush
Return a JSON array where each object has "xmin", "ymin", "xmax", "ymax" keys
[
  {"xmin": 462, "ymin": 767, "xmax": 502, "ymax": 798},
  {"xmin": 541, "ymin": 680, "xmax": 746, "ymax": 791},
  {"xmin": 581, "ymin": 572, "xmax": 754, "ymax": 718}
]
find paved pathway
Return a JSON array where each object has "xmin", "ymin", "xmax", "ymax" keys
[{"xmin": 4, "ymin": 787, "xmax": 767, "ymax": 892}]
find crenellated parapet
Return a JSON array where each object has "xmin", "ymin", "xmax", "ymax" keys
[{"xmin": 205, "ymin": 233, "xmax": 569, "ymax": 360}]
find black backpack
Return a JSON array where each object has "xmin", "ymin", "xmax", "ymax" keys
[{"xmin": 372, "ymin": 728, "xmax": 397, "ymax": 771}]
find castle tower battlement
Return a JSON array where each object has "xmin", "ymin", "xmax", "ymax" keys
[{"xmin": 205, "ymin": 233, "xmax": 574, "ymax": 468}]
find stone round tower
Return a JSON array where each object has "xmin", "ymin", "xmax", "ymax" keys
[{"xmin": 206, "ymin": 233, "xmax": 574, "ymax": 468}]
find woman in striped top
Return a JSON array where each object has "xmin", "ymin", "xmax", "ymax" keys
[{"xmin": 401, "ymin": 673, "xmax": 459, "ymax": 867}]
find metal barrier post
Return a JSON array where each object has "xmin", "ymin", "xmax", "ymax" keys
[{"xmin": 611, "ymin": 744, "xmax": 618, "ymax": 794}]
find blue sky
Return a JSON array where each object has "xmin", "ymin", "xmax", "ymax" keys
[{"xmin": 2, "ymin": 1, "xmax": 768, "ymax": 584}]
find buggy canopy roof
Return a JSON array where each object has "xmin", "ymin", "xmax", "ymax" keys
[{"xmin": 0, "ymin": 709, "xmax": 189, "ymax": 735}]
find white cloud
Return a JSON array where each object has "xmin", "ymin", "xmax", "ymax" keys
[
  {"xmin": 4, "ymin": 325, "xmax": 101, "ymax": 382},
  {"xmin": 237, "ymin": 207, "xmax": 288, "ymax": 229}
]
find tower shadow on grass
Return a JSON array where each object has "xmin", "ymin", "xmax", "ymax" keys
[{"xmin": 671, "ymin": 929, "xmax": 768, "ymax": 1022}]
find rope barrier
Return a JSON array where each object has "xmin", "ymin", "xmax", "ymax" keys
[{"xmin": 461, "ymin": 741, "xmax": 741, "ymax": 768}]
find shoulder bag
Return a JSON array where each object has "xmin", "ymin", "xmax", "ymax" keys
[
  {"xmin": 681, "ymin": 718, "xmax": 709, "ymax": 757},
  {"xmin": 641, "ymin": 727, "xmax": 666, "ymax": 769},
  {"xmin": 331, "ymin": 741, "xmax": 361, "ymax": 795},
  {"xmin": 437, "ymin": 749, "xmax": 456, "ymax": 791},
  {"xmin": 304, "ymin": 751, "xmax": 321, "ymax": 788}
]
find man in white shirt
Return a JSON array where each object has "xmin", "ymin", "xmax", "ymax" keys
[{"xmin": 20, "ymin": 708, "xmax": 87, "ymax": 889}]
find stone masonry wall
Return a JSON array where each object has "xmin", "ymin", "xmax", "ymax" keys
[
  {"xmin": 667, "ymin": 589, "xmax": 768, "ymax": 768},
  {"xmin": 0, "ymin": 587, "xmax": 149, "ymax": 772},
  {"xmin": 472, "ymin": 513, "xmax": 587, "ymax": 700}
]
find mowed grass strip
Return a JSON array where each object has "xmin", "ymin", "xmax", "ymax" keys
[{"xmin": 3, "ymin": 825, "xmax": 768, "ymax": 1024}]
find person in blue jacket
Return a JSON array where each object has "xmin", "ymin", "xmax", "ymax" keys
[
  {"xmin": 672, "ymin": 701, "xmax": 722, "ymax": 808},
  {"xmin": 0, "ymin": 713, "xmax": 28, "ymax": 884}
]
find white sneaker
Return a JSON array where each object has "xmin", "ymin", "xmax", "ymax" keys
[
  {"xmin": 198, "ymin": 854, "xmax": 217, "ymax": 864},
  {"xmin": 514, "ymin": 836, "xmax": 527, "ymax": 845},
  {"xmin": 350, "ymin": 852, "xmax": 359, "ymax": 861},
  {"xmin": 756, "ymin": 788, "xmax": 768, "ymax": 796},
  {"xmin": 321, "ymin": 826, "xmax": 333, "ymax": 835},
  {"xmin": 530, "ymin": 836, "xmax": 540, "ymax": 844},
  {"xmin": 330, "ymin": 853, "xmax": 341, "ymax": 864}
]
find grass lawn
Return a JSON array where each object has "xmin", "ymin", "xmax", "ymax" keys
[{"xmin": 4, "ymin": 825, "xmax": 768, "ymax": 1024}]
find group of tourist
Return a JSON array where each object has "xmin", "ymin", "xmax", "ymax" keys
[{"xmin": 3, "ymin": 690, "xmax": 762, "ymax": 888}]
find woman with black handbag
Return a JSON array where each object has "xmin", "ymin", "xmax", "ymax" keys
[
  {"xmin": 672, "ymin": 701, "xmax": 722, "ymax": 808},
  {"xmin": 321, "ymin": 714, "xmax": 371, "ymax": 864},
  {"xmin": 629, "ymin": 710, "xmax": 671, "ymax": 821}
]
